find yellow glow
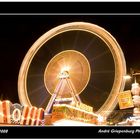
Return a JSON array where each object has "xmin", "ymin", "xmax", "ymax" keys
[
  {"xmin": 21, "ymin": 116, "xmax": 25, "ymax": 120},
  {"xmin": 61, "ymin": 66, "xmax": 70, "ymax": 73},
  {"xmin": 0, "ymin": 113, "xmax": 4, "ymax": 117},
  {"xmin": 31, "ymin": 119, "xmax": 35, "ymax": 122},
  {"xmin": 27, "ymin": 117, "xmax": 31, "ymax": 120},
  {"xmin": 123, "ymin": 75, "xmax": 132, "ymax": 80},
  {"xmin": 53, "ymin": 119, "xmax": 95, "ymax": 126},
  {"xmin": 38, "ymin": 108, "xmax": 44, "ymax": 111},
  {"xmin": 44, "ymin": 50, "xmax": 91, "ymax": 96},
  {"xmin": 5, "ymin": 100, "xmax": 10, "ymax": 103}
]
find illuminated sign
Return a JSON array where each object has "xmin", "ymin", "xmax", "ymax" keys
[
  {"xmin": 118, "ymin": 90, "xmax": 134, "ymax": 109},
  {"xmin": 12, "ymin": 108, "xmax": 21, "ymax": 123},
  {"xmin": 0, "ymin": 100, "xmax": 44, "ymax": 125},
  {"xmin": 52, "ymin": 104, "xmax": 97, "ymax": 124},
  {"xmin": 76, "ymin": 102, "xmax": 93, "ymax": 112}
]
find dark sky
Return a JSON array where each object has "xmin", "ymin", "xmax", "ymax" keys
[{"xmin": 0, "ymin": 14, "xmax": 140, "ymax": 105}]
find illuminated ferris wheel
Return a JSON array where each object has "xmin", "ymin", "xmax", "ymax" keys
[{"xmin": 18, "ymin": 22, "xmax": 126, "ymax": 118}]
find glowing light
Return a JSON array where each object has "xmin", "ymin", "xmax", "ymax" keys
[
  {"xmin": 5, "ymin": 100, "xmax": 10, "ymax": 103},
  {"xmin": 21, "ymin": 116, "xmax": 25, "ymax": 120},
  {"xmin": 38, "ymin": 108, "xmax": 44, "ymax": 111},
  {"xmin": 98, "ymin": 115, "xmax": 104, "ymax": 123},
  {"xmin": 61, "ymin": 66, "xmax": 70, "ymax": 73},
  {"xmin": 123, "ymin": 75, "xmax": 132, "ymax": 80},
  {"xmin": 53, "ymin": 119, "xmax": 95, "ymax": 126},
  {"xmin": 0, "ymin": 113, "xmax": 4, "ymax": 117},
  {"xmin": 12, "ymin": 108, "xmax": 21, "ymax": 122},
  {"xmin": 31, "ymin": 119, "xmax": 35, "ymax": 122},
  {"xmin": 27, "ymin": 117, "xmax": 31, "ymax": 120},
  {"xmin": 58, "ymin": 66, "xmax": 70, "ymax": 79}
]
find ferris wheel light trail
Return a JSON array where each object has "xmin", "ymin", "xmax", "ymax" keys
[{"xmin": 18, "ymin": 22, "xmax": 126, "ymax": 118}]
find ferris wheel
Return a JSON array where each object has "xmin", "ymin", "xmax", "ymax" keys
[{"xmin": 18, "ymin": 22, "xmax": 126, "ymax": 118}]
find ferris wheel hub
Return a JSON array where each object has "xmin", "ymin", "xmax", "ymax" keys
[{"xmin": 59, "ymin": 70, "xmax": 70, "ymax": 79}]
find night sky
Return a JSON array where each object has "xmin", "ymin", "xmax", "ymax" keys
[{"xmin": 0, "ymin": 14, "xmax": 140, "ymax": 106}]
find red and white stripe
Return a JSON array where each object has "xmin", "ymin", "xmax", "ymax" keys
[
  {"xmin": 35, "ymin": 108, "xmax": 44, "ymax": 126},
  {"xmin": 29, "ymin": 107, "xmax": 38, "ymax": 125},
  {"xmin": 2, "ymin": 100, "xmax": 12, "ymax": 124},
  {"xmin": 0, "ymin": 101, "xmax": 3, "ymax": 123},
  {"xmin": 0, "ymin": 100, "xmax": 12, "ymax": 124},
  {"xmin": 20, "ymin": 105, "xmax": 30, "ymax": 125}
]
